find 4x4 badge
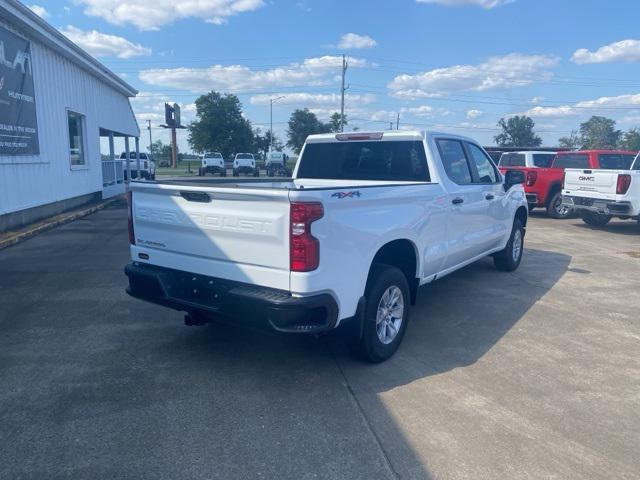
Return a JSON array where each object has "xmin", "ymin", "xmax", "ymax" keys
[{"xmin": 332, "ymin": 191, "xmax": 361, "ymax": 199}]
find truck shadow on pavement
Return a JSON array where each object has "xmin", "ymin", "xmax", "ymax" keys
[
  {"xmin": 161, "ymin": 246, "xmax": 570, "ymax": 479},
  {"xmin": 571, "ymin": 219, "xmax": 640, "ymax": 236}
]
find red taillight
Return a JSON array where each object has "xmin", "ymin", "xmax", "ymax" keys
[
  {"xmin": 617, "ymin": 174, "xmax": 631, "ymax": 194},
  {"xmin": 526, "ymin": 170, "xmax": 538, "ymax": 187},
  {"xmin": 127, "ymin": 191, "xmax": 135, "ymax": 245},
  {"xmin": 290, "ymin": 202, "xmax": 323, "ymax": 272}
]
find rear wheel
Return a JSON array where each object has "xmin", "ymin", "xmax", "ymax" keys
[
  {"xmin": 233, "ymin": 169, "xmax": 238, "ymax": 177},
  {"xmin": 581, "ymin": 211, "xmax": 612, "ymax": 227},
  {"xmin": 494, "ymin": 218, "xmax": 525, "ymax": 272},
  {"xmin": 351, "ymin": 264, "xmax": 410, "ymax": 363},
  {"xmin": 547, "ymin": 191, "xmax": 571, "ymax": 219}
]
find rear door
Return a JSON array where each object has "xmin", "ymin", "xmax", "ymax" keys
[
  {"xmin": 435, "ymin": 138, "xmax": 486, "ymax": 269},
  {"xmin": 131, "ymin": 184, "xmax": 292, "ymax": 290},
  {"xmin": 464, "ymin": 142, "xmax": 508, "ymax": 255}
]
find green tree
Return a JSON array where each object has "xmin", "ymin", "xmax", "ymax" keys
[
  {"xmin": 558, "ymin": 130, "xmax": 581, "ymax": 150},
  {"xmin": 287, "ymin": 108, "xmax": 331, "ymax": 154},
  {"xmin": 151, "ymin": 140, "xmax": 171, "ymax": 158},
  {"xmin": 494, "ymin": 115, "xmax": 542, "ymax": 147},
  {"xmin": 188, "ymin": 91, "xmax": 254, "ymax": 158},
  {"xmin": 252, "ymin": 128, "xmax": 271, "ymax": 162},
  {"xmin": 328, "ymin": 112, "xmax": 347, "ymax": 132},
  {"xmin": 619, "ymin": 128, "xmax": 640, "ymax": 151},
  {"xmin": 578, "ymin": 116, "xmax": 621, "ymax": 150}
]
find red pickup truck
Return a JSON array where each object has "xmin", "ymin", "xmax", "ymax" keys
[{"xmin": 498, "ymin": 150, "xmax": 638, "ymax": 218}]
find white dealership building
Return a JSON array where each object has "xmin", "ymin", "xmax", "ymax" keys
[{"xmin": 0, "ymin": 0, "xmax": 140, "ymax": 232}]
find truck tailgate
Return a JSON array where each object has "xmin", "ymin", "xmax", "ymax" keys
[
  {"xmin": 563, "ymin": 169, "xmax": 620, "ymax": 198},
  {"xmin": 131, "ymin": 184, "xmax": 291, "ymax": 290}
]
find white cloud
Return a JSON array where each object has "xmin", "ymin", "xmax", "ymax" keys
[
  {"xmin": 28, "ymin": 4, "xmax": 48, "ymax": 18},
  {"xmin": 76, "ymin": 0, "xmax": 265, "ymax": 30},
  {"xmin": 572, "ymin": 39, "xmax": 640, "ymax": 64},
  {"xmin": 525, "ymin": 93, "xmax": 640, "ymax": 118},
  {"xmin": 249, "ymin": 92, "xmax": 376, "ymax": 108},
  {"xmin": 529, "ymin": 96, "xmax": 545, "ymax": 104},
  {"xmin": 416, "ymin": 0, "xmax": 512, "ymax": 8},
  {"xmin": 390, "ymin": 89, "xmax": 443, "ymax": 100},
  {"xmin": 60, "ymin": 26, "xmax": 151, "ymax": 58},
  {"xmin": 466, "ymin": 109, "xmax": 482, "ymax": 119},
  {"xmin": 400, "ymin": 105, "xmax": 434, "ymax": 117},
  {"xmin": 336, "ymin": 33, "xmax": 377, "ymax": 50},
  {"xmin": 139, "ymin": 56, "xmax": 369, "ymax": 92},
  {"xmin": 525, "ymin": 105, "xmax": 578, "ymax": 118},
  {"xmin": 388, "ymin": 54, "xmax": 559, "ymax": 98}
]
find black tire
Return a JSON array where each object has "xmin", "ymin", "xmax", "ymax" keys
[
  {"xmin": 233, "ymin": 169, "xmax": 238, "ymax": 177},
  {"xmin": 351, "ymin": 264, "xmax": 410, "ymax": 363},
  {"xmin": 494, "ymin": 218, "xmax": 525, "ymax": 272},
  {"xmin": 221, "ymin": 170, "xmax": 227, "ymax": 177},
  {"xmin": 581, "ymin": 211, "xmax": 612, "ymax": 227},
  {"xmin": 254, "ymin": 168, "xmax": 260, "ymax": 177},
  {"xmin": 547, "ymin": 190, "xmax": 571, "ymax": 219}
]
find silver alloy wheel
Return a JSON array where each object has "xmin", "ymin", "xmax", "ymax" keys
[
  {"xmin": 554, "ymin": 196, "xmax": 570, "ymax": 217},
  {"xmin": 376, "ymin": 286, "xmax": 404, "ymax": 345},
  {"xmin": 512, "ymin": 229, "xmax": 523, "ymax": 263}
]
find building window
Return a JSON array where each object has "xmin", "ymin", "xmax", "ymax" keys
[{"xmin": 67, "ymin": 111, "xmax": 86, "ymax": 167}]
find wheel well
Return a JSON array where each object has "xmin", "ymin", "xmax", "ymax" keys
[
  {"xmin": 515, "ymin": 205, "xmax": 528, "ymax": 227},
  {"xmin": 546, "ymin": 183, "xmax": 561, "ymax": 205},
  {"xmin": 368, "ymin": 239, "xmax": 419, "ymax": 304}
]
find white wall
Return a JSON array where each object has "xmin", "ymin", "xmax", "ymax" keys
[{"xmin": 0, "ymin": 20, "xmax": 139, "ymax": 215}]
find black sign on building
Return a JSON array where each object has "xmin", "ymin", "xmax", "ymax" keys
[{"xmin": 0, "ymin": 25, "xmax": 39, "ymax": 155}]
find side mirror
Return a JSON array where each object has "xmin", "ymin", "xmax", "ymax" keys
[{"xmin": 504, "ymin": 169, "xmax": 526, "ymax": 190}]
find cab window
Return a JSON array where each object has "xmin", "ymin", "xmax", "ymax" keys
[
  {"xmin": 499, "ymin": 153, "xmax": 525, "ymax": 167},
  {"xmin": 436, "ymin": 139, "xmax": 472, "ymax": 185},
  {"xmin": 466, "ymin": 143, "xmax": 498, "ymax": 183}
]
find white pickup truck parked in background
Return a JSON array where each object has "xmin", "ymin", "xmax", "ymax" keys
[
  {"xmin": 199, "ymin": 152, "xmax": 226, "ymax": 177},
  {"xmin": 125, "ymin": 131, "xmax": 528, "ymax": 362},
  {"xmin": 120, "ymin": 152, "xmax": 156, "ymax": 180},
  {"xmin": 233, "ymin": 153, "xmax": 259, "ymax": 177},
  {"xmin": 562, "ymin": 154, "xmax": 640, "ymax": 227}
]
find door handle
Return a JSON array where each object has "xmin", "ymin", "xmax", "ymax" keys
[
  {"xmin": 485, "ymin": 194, "xmax": 495, "ymax": 200},
  {"xmin": 452, "ymin": 197, "xmax": 464, "ymax": 205}
]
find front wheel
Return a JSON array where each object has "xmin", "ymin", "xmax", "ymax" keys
[
  {"xmin": 232, "ymin": 169, "xmax": 238, "ymax": 177},
  {"xmin": 494, "ymin": 218, "xmax": 525, "ymax": 272},
  {"xmin": 351, "ymin": 264, "xmax": 410, "ymax": 363},
  {"xmin": 581, "ymin": 211, "xmax": 612, "ymax": 227},
  {"xmin": 547, "ymin": 191, "xmax": 571, "ymax": 219}
]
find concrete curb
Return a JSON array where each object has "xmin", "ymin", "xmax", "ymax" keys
[{"xmin": 0, "ymin": 195, "xmax": 125, "ymax": 251}]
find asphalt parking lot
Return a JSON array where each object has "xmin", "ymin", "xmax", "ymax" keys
[{"xmin": 1, "ymin": 201, "xmax": 639, "ymax": 480}]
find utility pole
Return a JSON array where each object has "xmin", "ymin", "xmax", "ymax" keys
[
  {"xmin": 269, "ymin": 96, "xmax": 285, "ymax": 154},
  {"xmin": 340, "ymin": 54, "xmax": 348, "ymax": 132},
  {"xmin": 147, "ymin": 119, "xmax": 153, "ymax": 155},
  {"xmin": 396, "ymin": 113, "xmax": 400, "ymax": 130}
]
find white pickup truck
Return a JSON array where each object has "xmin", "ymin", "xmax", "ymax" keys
[
  {"xmin": 125, "ymin": 131, "xmax": 528, "ymax": 362},
  {"xmin": 562, "ymin": 154, "xmax": 640, "ymax": 227}
]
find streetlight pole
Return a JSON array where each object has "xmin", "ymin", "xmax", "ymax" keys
[{"xmin": 269, "ymin": 95, "xmax": 285, "ymax": 154}]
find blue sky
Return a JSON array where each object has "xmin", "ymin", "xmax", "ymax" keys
[{"xmin": 30, "ymin": 0, "xmax": 640, "ymax": 152}]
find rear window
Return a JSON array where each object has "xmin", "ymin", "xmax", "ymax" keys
[
  {"xmin": 553, "ymin": 154, "xmax": 589, "ymax": 169},
  {"xmin": 499, "ymin": 153, "xmax": 525, "ymax": 167},
  {"xmin": 296, "ymin": 141, "xmax": 430, "ymax": 182},
  {"xmin": 204, "ymin": 153, "xmax": 222, "ymax": 159},
  {"xmin": 532, "ymin": 153, "xmax": 554, "ymax": 168},
  {"xmin": 236, "ymin": 154, "xmax": 254, "ymax": 159},
  {"xmin": 598, "ymin": 154, "xmax": 636, "ymax": 170},
  {"xmin": 270, "ymin": 153, "xmax": 283, "ymax": 159}
]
